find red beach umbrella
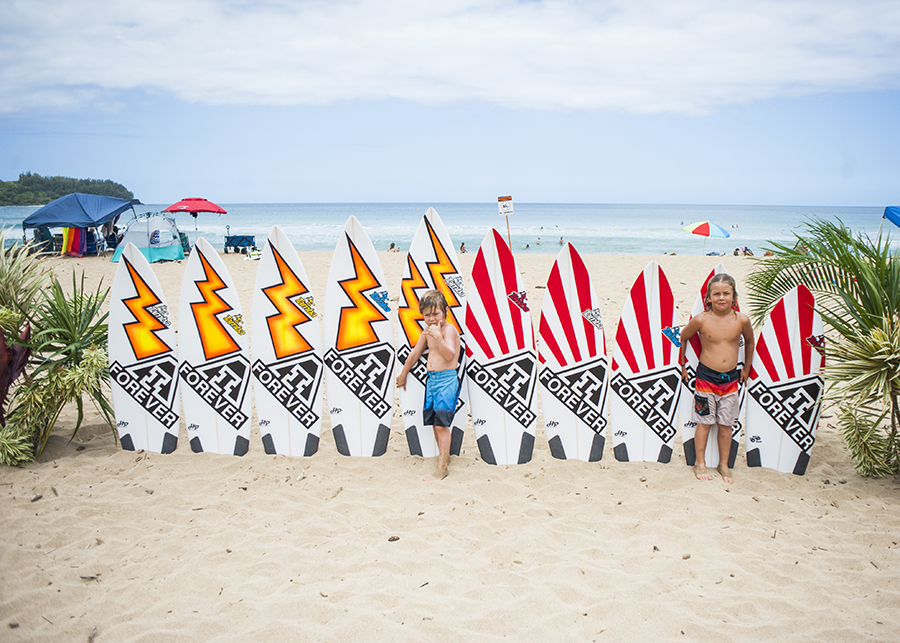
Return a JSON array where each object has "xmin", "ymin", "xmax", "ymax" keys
[{"xmin": 163, "ymin": 197, "xmax": 227, "ymax": 237}]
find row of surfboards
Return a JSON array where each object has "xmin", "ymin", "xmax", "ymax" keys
[{"xmin": 109, "ymin": 209, "xmax": 825, "ymax": 475}]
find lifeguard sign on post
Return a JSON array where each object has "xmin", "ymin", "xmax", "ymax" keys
[{"xmin": 498, "ymin": 196, "xmax": 513, "ymax": 248}]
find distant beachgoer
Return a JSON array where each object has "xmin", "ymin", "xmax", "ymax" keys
[
  {"xmin": 459, "ymin": 242, "xmax": 466, "ymax": 254},
  {"xmin": 525, "ymin": 244, "xmax": 530, "ymax": 249},
  {"xmin": 559, "ymin": 237, "xmax": 564, "ymax": 245},
  {"xmin": 537, "ymin": 237, "xmax": 541, "ymax": 245},
  {"xmin": 389, "ymin": 243, "xmax": 399, "ymax": 253}
]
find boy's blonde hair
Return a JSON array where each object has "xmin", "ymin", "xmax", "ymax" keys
[
  {"xmin": 419, "ymin": 289, "xmax": 449, "ymax": 315},
  {"xmin": 704, "ymin": 273, "xmax": 738, "ymax": 311}
]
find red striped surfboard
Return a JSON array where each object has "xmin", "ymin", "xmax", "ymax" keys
[
  {"xmin": 538, "ymin": 243, "xmax": 609, "ymax": 461},
  {"xmin": 396, "ymin": 207, "xmax": 468, "ymax": 458},
  {"xmin": 744, "ymin": 284, "xmax": 824, "ymax": 475},
  {"xmin": 465, "ymin": 228, "xmax": 537, "ymax": 465},
  {"xmin": 678, "ymin": 263, "xmax": 746, "ymax": 468},
  {"xmin": 608, "ymin": 261, "xmax": 682, "ymax": 463}
]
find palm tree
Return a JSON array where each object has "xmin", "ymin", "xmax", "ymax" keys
[{"xmin": 747, "ymin": 218, "xmax": 900, "ymax": 476}]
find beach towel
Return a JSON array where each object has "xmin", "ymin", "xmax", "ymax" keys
[{"xmin": 62, "ymin": 227, "xmax": 86, "ymax": 257}]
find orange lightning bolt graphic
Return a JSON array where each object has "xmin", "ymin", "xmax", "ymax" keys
[
  {"xmin": 336, "ymin": 237, "xmax": 387, "ymax": 350},
  {"xmin": 263, "ymin": 246, "xmax": 312, "ymax": 359},
  {"xmin": 424, "ymin": 220, "xmax": 463, "ymax": 333},
  {"xmin": 399, "ymin": 255, "xmax": 428, "ymax": 345},
  {"xmin": 191, "ymin": 250, "xmax": 240, "ymax": 360},
  {"xmin": 123, "ymin": 258, "xmax": 172, "ymax": 360}
]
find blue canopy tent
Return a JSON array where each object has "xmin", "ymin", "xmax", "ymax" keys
[
  {"xmin": 22, "ymin": 193, "xmax": 139, "ymax": 231},
  {"xmin": 883, "ymin": 206, "xmax": 900, "ymax": 230}
]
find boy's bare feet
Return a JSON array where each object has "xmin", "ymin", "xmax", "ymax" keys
[
  {"xmin": 717, "ymin": 465, "xmax": 734, "ymax": 484},
  {"xmin": 694, "ymin": 464, "xmax": 714, "ymax": 481},
  {"xmin": 432, "ymin": 464, "xmax": 449, "ymax": 480}
]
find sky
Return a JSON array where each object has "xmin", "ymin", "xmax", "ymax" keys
[{"xmin": 1, "ymin": 0, "xmax": 898, "ymax": 205}]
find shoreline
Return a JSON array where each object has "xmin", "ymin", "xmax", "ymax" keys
[{"xmin": 2, "ymin": 249, "xmax": 898, "ymax": 642}]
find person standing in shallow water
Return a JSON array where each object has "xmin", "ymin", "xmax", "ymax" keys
[
  {"xmin": 679, "ymin": 273, "xmax": 755, "ymax": 484},
  {"xmin": 395, "ymin": 290, "xmax": 461, "ymax": 480}
]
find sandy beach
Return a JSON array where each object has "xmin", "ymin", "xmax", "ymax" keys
[{"xmin": 2, "ymin": 248, "xmax": 898, "ymax": 643}]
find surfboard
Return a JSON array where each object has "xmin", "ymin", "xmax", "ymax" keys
[
  {"xmin": 678, "ymin": 263, "xmax": 746, "ymax": 468},
  {"xmin": 396, "ymin": 207, "xmax": 468, "ymax": 458},
  {"xmin": 251, "ymin": 225, "xmax": 323, "ymax": 457},
  {"xmin": 744, "ymin": 284, "xmax": 825, "ymax": 475},
  {"xmin": 177, "ymin": 236, "xmax": 252, "ymax": 455},
  {"xmin": 108, "ymin": 243, "xmax": 180, "ymax": 453},
  {"xmin": 465, "ymin": 228, "xmax": 538, "ymax": 465},
  {"xmin": 538, "ymin": 243, "xmax": 609, "ymax": 461},
  {"xmin": 608, "ymin": 261, "xmax": 682, "ymax": 463},
  {"xmin": 323, "ymin": 216, "xmax": 395, "ymax": 457}
]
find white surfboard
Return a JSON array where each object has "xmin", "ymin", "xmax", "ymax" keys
[
  {"xmin": 177, "ymin": 237, "xmax": 252, "ymax": 455},
  {"xmin": 538, "ymin": 243, "xmax": 609, "ymax": 461},
  {"xmin": 396, "ymin": 208, "xmax": 468, "ymax": 458},
  {"xmin": 745, "ymin": 284, "xmax": 825, "ymax": 475},
  {"xmin": 108, "ymin": 243, "xmax": 180, "ymax": 453},
  {"xmin": 465, "ymin": 228, "xmax": 538, "ymax": 465},
  {"xmin": 323, "ymin": 216, "xmax": 395, "ymax": 457},
  {"xmin": 251, "ymin": 226, "xmax": 323, "ymax": 457},
  {"xmin": 609, "ymin": 261, "xmax": 682, "ymax": 463},
  {"xmin": 678, "ymin": 263, "xmax": 746, "ymax": 469}
]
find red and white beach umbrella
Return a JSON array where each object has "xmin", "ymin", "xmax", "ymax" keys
[{"xmin": 682, "ymin": 221, "xmax": 730, "ymax": 253}]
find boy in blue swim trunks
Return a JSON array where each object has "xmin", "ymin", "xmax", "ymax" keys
[
  {"xmin": 396, "ymin": 290, "xmax": 461, "ymax": 480},
  {"xmin": 679, "ymin": 273, "xmax": 755, "ymax": 484}
]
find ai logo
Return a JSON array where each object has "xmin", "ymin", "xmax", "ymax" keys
[
  {"xmin": 748, "ymin": 375, "xmax": 823, "ymax": 452},
  {"xmin": 109, "ymin": 355, "xmax": 179, "ymax": 429},
  {"xmin": 662, "ymin": 326, "xmax": 681, "ymax": 347},
  {"xmin": 252, "ymin": 353, "xmax": 323, "ymax": 425},
  {"xmin": 179, "ymin": 354, "xmax": 251, "ymax": 429},
  {"xmin": 467, "ymin": 351, "xmax": 537, "ymax": 427},
  {"xmin": 539, "ymin": 357, "xmax": 609, "ymax": 433},
  {"xmin": 609, "ymin": 366, "xmax": 681, "ymax": 443},
  {"xmin": 324, "ymin": 342, "xmax": 394, "ymax": 417},
  {"xmin": 507, "ymin": 290, "xmax": 529, "ymax": 312},
  {"xmin": 443, "ymin": 274, "xmax": 465, "ymax": 301}
]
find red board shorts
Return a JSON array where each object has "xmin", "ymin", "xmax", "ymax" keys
[
  {"xmin": 692, "ymin": 363, "xmax": 741, "ymax": 427},
  {"xmin": 424, "ymin": 369, "xmax": 459, "ymax": 428}
]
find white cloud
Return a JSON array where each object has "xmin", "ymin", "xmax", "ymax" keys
[{"xmin": 1, "ymin": 0, "xmax": 898, "ymax": 114}]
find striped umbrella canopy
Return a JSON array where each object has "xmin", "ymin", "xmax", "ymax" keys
[
  {"xmin": 682, "ymin": 221, "xmax": 730, "ymax": 238},
  {"xmin": 682, "ymin": 221, "xmax": 730, "ymax": 253}
]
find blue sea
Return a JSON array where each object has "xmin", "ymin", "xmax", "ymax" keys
[{"xmin": 1, "ymin": 202, "xmax": 892, "ymax": 256}]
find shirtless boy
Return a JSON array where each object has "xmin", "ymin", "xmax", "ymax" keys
[
  {"xmin": 679, "ymin": 274, "xmax": 755, "ymax": 484},
  {"xmin": 396, "ymin": 290, "xmax": 461, "ymax": 480}
]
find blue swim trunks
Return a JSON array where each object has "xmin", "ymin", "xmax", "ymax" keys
[{"xmin": 424, "ymin": 369, "xmax": 459, "ymax": 428}]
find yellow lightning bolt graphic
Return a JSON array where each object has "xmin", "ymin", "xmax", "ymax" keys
[
  {"xmin": 399, "ymin": 255, "xmax": 428, "ymax": 345},
  {"xmin": 123, "ymin": 258, "xmax": 172, "ymax": 360},
  {"xmin": 425, "ymin": 221, "xmax": 463, "ymax": 333},
  {"xmin": 191, "ymin": 250, "xmax": 239, "ymax": 360},
  {"xmin": 263, "ymin": 246, "xmax": 312, "ymax": 359},
  {"xmin": 336, "ymin": 237, "xmax": 386, "ymax": 350}
]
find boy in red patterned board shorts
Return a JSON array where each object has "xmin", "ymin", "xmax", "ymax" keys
[
  {"xmin": 396, "ymin": 290, "xmax": 461, "ymax": 480},
  {"xmin": 679, "ymin": 274, "xmax": 755, "ymax": 484}
]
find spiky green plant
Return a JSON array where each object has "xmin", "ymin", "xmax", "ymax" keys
[
  {"xmin": 747, "ymin": 218, "xmax": 900, "ymax": 476},
  {"xmin": 0, "ymin": 229, "xmax": 51, "ymax": 332},
  {"xmin": 4, "ymin": 272, "xmax": 113, "ymax": 461}
]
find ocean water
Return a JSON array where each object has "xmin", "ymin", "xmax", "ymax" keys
[{"xmin": 1, "ymin": 202, "xmax": 892, "ymax": 256}]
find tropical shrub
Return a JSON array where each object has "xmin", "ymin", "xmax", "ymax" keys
[
  {"xmin": 1, "ymin": 271, "xmax": 113, "ymax": 465},
  {"xmin": 747, "ymin": 218, "xmax": 900, "ymax": 476}
]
